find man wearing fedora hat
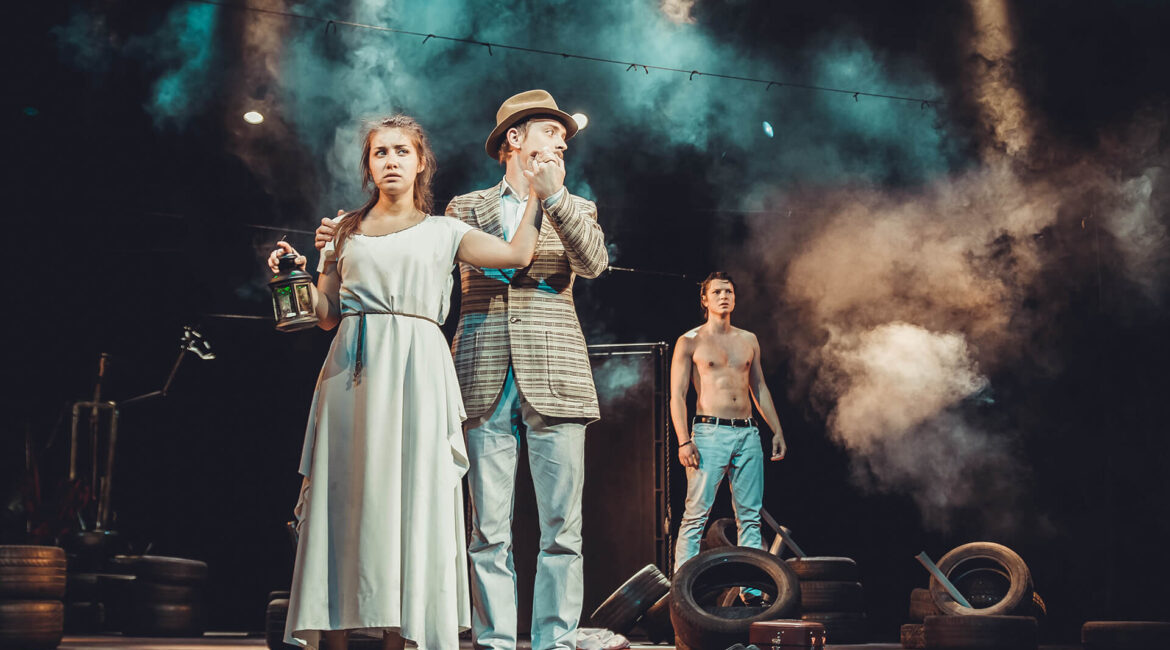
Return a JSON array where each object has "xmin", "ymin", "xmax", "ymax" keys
[
  {"xmin": 314, "ymin": 89, "xmax": 606, "ymax": 649},
  {"xmin": 450, "ymin": 89, "xmax": 606, "ymax": 650}
]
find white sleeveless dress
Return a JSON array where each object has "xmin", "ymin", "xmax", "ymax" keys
[{"xmin": 286, "ymin": 215, "xmax": 473, "ymax": 649}]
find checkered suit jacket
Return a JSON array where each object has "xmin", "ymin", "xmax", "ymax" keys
[{"xmin": 446, "ymin": 181, "xmax": 607, "ymax": 422}]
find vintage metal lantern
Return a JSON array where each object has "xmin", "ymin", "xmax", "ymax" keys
[{"xmin": 269, "ymin": 253, "xmax": 318, "ymax": 332}]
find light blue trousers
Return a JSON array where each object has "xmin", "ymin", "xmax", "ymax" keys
[
  {"xmin": 673, "ymin": 421, "xmax": 766, "ymax": 572},
  {"xmin": 466, "ymin": 368, "xmax": 586, "ymax": 650}
]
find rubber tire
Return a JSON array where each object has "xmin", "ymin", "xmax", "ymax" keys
[
  {"xmin": 0, "ymin": 546, "xmax": 66, "ymax": 567},
  {"xmin": 924, "ymin": 614, "xmax": 1038, "ymax": 649},
  {"xmin": 1081, "ymin": 621, "xmax": 1170, "ymax": 649},
  {"xmin": 909, "ymin": 587, "xmax": 940, "ymax": 622},
  {"xmin": 66, "ymin": 572, "xmax": 101, "ymax": 602},
  {"xmin": 703, "ymin": 518, "xmax": 738, "ymax": 550},
  {"xmin": 268, "ymin": 590, "xmax": 291, "ymax": 603},
  {"xmin": 798, "ymin": 581, "xmax": 864, "ymax": 612},
  {"xmin": 668, "ymin": 547, "xmax": 800, "ymax": 650},
  {"xmin": 266, "ymin": 598, "xmax": 298, "ymax": 650},
  {"xmin": 929, "ymin": 542, "xmax": 1032, "ymax": 617},
  {"xmin": 97, "ymin": 573, "xmax": 135, "ymax": 633},
  {"xmin": 0, "ymin": 546, "xmax": 66, "ymax": 601},
  {"xmin": 800, "ymin": 612, "xmax": 867, "ymax": 645},
  {"xmin": 123, "ymin": 602, "xmax": 206, "ymax": 637},
  {"xmin": 589, "ymin": 564, "xmax": 670, "ymax": 634},
  {"xmin": 131, "ymin": 556, "xmax": 208, "ymax": 585},
  {"xmin": 639, "ymin": 594, "xmax": 674, "ymax": 644},
  {"xmin": 0, "ymin": 600, "xmax": 65, "ymax": 649},
  {"xmin": 64, "ymin": 601, "xmax": 104, "ymax": 633},
  {"xmin": 106, "ymin": 554, "xmax": 139, "ymax": 574},
  {"xmin": 900, "ymin": 622, "xmax": 925, "ymax": 649},
  {"xmin": 784, "ymin": 556, "xmax": 858, "ymax": 582},
  {"xmin": 0, "ymin": 565, "xmax": 66, "ymax": 600},
  {"xmin": 132, "ymin": 580, "xmax": 203, "ymax": 604}
]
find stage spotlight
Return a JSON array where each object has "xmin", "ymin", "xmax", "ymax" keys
[
  {"xmin": 572, "ymin": 113, "xmax": 589, "ymax": 130},
  {"xmin": 243, "ymin": 111, "xmax": 265, "ymax": 125},
  {"xmin": 762, "ymin": 121, "xmax": 774, "ymax": 138}
]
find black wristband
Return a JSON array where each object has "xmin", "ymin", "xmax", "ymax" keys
[{"xmin": 679, "ymin": 440, "xmax": 693, "ymax": 448}]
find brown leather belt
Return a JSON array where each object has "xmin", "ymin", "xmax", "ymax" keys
[{"xmin": 693, "ymin": 415, "xmax": 756, "ymax": 428}]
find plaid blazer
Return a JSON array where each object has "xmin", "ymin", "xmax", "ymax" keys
[{"xmin": 446, "ymin": 181, "xmax": 608, "ymax": 422}]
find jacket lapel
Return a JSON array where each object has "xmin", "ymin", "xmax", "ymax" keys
[{"xmin": 472, "ymin": 181, "xmax": 506, "ymax": 239}]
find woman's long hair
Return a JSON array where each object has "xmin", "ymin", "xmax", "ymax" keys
[{"xmin": 333, "ymin": 115, "xmax": 438, "ymax": 253}]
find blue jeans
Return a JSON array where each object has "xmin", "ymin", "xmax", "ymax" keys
[{"xmin": 674, "ymin": 421, "xmax": 765, "ymax": 571}]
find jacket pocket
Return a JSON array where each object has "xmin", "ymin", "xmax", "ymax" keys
[{"xmin": 544, "ymin": 331, "xmax": 593, "ymax": 402}]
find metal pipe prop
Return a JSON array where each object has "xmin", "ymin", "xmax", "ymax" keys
[
  {"xmin": 915, "ymin": 551, "xmax": 973, "ymax": 608},
  {"xmin": 761, "ymin": 507, "xmax": 807, "ymax": 558},
  {"xmin": 96, "ymin": 404, "xmax": 119, "ymax": 531}
]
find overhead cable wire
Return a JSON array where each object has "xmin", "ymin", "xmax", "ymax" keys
[{"xmin": 184, "ymin": 0, "xmax": 945, "ymax": 107}]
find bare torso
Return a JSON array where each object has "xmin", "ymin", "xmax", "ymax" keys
[{"xmin": 687, "ymin": 325, "xmax": 756, "ymax": 419}]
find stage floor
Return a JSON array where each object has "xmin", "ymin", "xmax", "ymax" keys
[{"xmin": 58, "ymin": 636, "xmax": 1084, "ymax": 650}]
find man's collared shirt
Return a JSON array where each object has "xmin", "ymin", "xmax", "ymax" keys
[{"xmin": 499, "ymin": 177, "xmax": 564, "ymax": 242}]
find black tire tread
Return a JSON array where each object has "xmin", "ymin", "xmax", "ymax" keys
[
  {"xmin": 785, "ymin": 556, "xmax": 858, "ymax": 582},
  {"xmin": 0, "ymin": 600, "xmax": 65, "ymax": 649},
  {"xmin": 909, "ymin": 587, "xmax": 939, "ymax": 622},
  {"xmin": 131, "ymin": 556, "xmax": 209, "ymax": 585},
  {"xmin": 798, "ymin": 580, "xmax": 864, "ymax": 612},
  {"xmin": 266, "ymin": 598, "xmax": 297, "ymax": 650},
  {"xmin": 122, "ymin": 602, "xmax": 206, "ymax": 637},
  {"xmin": 638, "ymin": 594, "xmax": 674, "ymax": 644},
  {"xmin": 1082, "ymin": 621, "xmax": 1170, "ymax": 648},
  {"xmin": 0, "ymin": 546, "xmax": 66, "ymax": 567},
  {"xmin": 0, "ymin": 565, "xmax": 67, "ymax": 599},
  {"xmin": 702, "ymin": 517, "xmax": 738, "ymax": 550},
  {"xmin": 924, "ymin": 614, "xmax": 1038, "ymax": 649},
  {"xmin": 589, "ymin": 564, "xmax": 670, "ymax": 634}
]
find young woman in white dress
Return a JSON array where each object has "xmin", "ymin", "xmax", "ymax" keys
[{"xmin": 267, "ymin": 115, "xmax": 557, "ymax": 650}]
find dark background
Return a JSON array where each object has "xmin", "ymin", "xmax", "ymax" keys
[{"xmin": 5, "ymin": 0, "xmax": 1170, "ymax": 643}]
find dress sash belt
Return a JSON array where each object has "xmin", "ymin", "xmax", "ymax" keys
[{"xmin": 341, "ymin": 310, "xmax": 441, "ymax": 381}]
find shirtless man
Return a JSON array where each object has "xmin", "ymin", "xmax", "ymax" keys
[{"xmin": 670, "ymin": 271, "xmax": 786, "ymax": 571}]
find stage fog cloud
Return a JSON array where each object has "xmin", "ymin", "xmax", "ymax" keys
[{"xmin": 744, "ymin": 0, "xmax": 1169, "ymax": 532}]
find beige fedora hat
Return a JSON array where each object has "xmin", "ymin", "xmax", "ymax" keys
[{"xmin": 484, "ymin": 89, "xmax": 579, "ymax": 159}]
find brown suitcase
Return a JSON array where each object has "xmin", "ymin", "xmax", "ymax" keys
[{"xmin": 749, "ymin": 619, "xmax": 826, "ymax": 648}]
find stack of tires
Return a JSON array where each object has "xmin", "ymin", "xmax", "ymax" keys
[
  {"xmin": 114, "ymin": 555, "xmax": 208, "ymax": 637},
  {"xmin": 786, "ymin": 556, "xmax": 867, "ymax": 644},
  {"xmin": 0, "ymin": 545, "xmax": 66, "ymax": 649},
  {"xmin": 265, "ymin": 590, "xmax": 296, "ymax": 650},
  {"xmin": 900, "ymin": 588, "xmax": 936, "ymax": 648},
  {"xmin": 901, "ymin": 542, "xmax": 1044, "ymax": 650},
  {"xmin": 64, "ymin": 570, "xmax": 105, "ymax": 633}
]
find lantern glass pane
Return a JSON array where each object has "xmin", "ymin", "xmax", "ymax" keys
[
  {"xmin": 278, "ymin": 290, "xmax": 294, "ymax": 317},
  {"xmin": 295, "ymin": 284, "xmax": 312, "ymax": 314}
]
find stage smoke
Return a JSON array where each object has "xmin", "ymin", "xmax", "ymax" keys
[{"xmin": 742, "ymin": 0, "xmax": 1170, "ymax": 532}]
